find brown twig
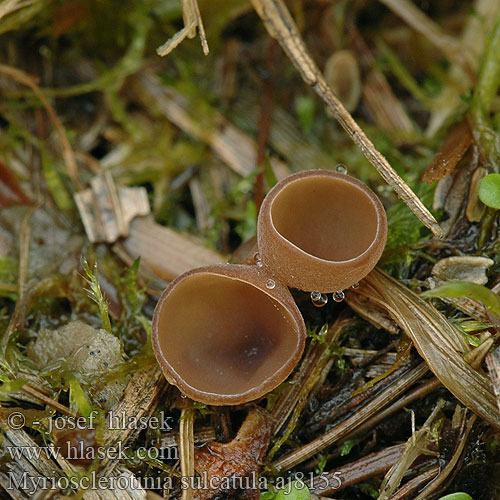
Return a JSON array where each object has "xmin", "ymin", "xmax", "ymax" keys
[
  {"xmin": 22, "ymin": 384, "xmax": 78, "ymax": 418},
  {"xmin": 309, "ymin": 444, "xmax": 406, "ymax": 495},
  {"xmin": 255, "ymin": 39, "xmax": 277, "ymax": 210}
]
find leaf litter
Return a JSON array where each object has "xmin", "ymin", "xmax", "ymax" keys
[{"xmin": 2, "ymin": 1, "xmax": 500, "ymax": 499}]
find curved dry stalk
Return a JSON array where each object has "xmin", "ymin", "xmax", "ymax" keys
[
  {"xmin": 1, "ymin": 206, "xmax": 34, "ymax": 355},
  {"xmin": 352, "ymin": 269, "xmax": 500, "ymax": 429},
  {"xmin": 180, "ymin": 406, "xmax": 195, "ymax": 500},
  {"xmin": 0, "ymin": 64, "xmax": 83, "ymax": 190},
  {"xmin": 157, "ymin": 0, "xmax": 208, "ymax": 56},
  {"xmin": 251, "ymin": 0, "xmax": 443, "ymax": 238}
]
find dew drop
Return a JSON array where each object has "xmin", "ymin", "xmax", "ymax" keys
[
  {"xmin": 266, "ymin": 279, "xmax": 276, "ymax": 289},
  {"xmin": 311, "ymin": 291, "xmax": 328, "ymax": 308},
  {"xmin": 333, "ymin": 290, "xmax": 345, "ymax": 302},
  {"xmin": 180, "ymin": 393, "xmax": 187, "ymax": 399},
  {"xmin": 256, "ymin": 260, "xmax": 264, "ymax": 269},
  {"xmin": 336, "ymin": 164, "xmax": 347, "ymax": 174},
  {"xmin": 351, "ymin": 282, "xmax": 360, "ymax": 289}
]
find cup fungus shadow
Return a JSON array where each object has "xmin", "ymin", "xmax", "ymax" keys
[
  {"xmin": 152, "ymin": 264, "xmax": 306, "ymax": 405},
  {"xmin": 257, "ymin": 169, "xmax": 387, "ymax": 293}
]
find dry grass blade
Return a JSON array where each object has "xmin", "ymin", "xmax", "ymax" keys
[
  {"xmin": 1, "ymin": 206, "xmax": 34, "ymax": 355},
  {"xmin": 21, "ymin": 384, "xmax": 77, "ymax": 417},
  {"xmin": 157, "ymin": 0, "xmax": 208, "ymax": 56},
  {"xmin": 268, "ymin": 317, "xmax": 351, "ymax": 461},
  {"xmin": 485, "ymin": 347, "xmax": 500, "ymax": 413},
  {"xmin": 353, "ymin": 269, "xmax": 500, "ymax": 429},
  {"xmin": 388, "ymin": 466, "xmax": 440, "ymax": 500},
  {"xmin": 0, "ymin": 64, "xmax": 83, "ymax": 190},
  {"xmin": 378, "ymin": 398, "xmax": 444, "ymax": 500},
  {"xmin": 343, "ymin": 377, "xmax": 442, "ymax": 440},
  {"xmin": 157, "ymin": 20, "xmax": 197, "ymax": 57},
  {"xmin": 0, "ymin": 0, "xmax": 36, "ymax": 21},
  {"xmin": 362, "ymin": 69, "xmax": 414, "ymax": 137},
  {"xmin": 251, "ymin": 0, "xmax": 443, "ymax": 238},
  {"xmin": 180, "ymin": 407, "xmax": 195, "ymax": 500},
  {"xmin": 413, "ymin": 413, "xmax": 477, "ymax": 500},
  {"xmin": 345, "ymin": 292, "xmax": 399, "ymax": 334},
  {"xmin": 350, "ymin": 28, "xmax": 414, "ymax": 138},
  {"xmin": 1, "ymin": 429, "xmax": 64, "ymax": 498},
  {"xmin": 270, "ymin": 315, "xmax": 352, "ymax": 436},
  {"xmin": 272, "ymin": 362, "xmax": 428, "ymax": 471}
]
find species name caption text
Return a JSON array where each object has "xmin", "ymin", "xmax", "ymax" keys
[
  {"xmin": 7, "ymin": 471, "xmax": 343, "ymax": 496},
  {"xmin": 6, "ymin": 411, "xmax": 343, "ymax": 494}
]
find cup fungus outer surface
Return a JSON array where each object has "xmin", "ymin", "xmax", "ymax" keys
[
  {"xmin": 257, "ymin": 169, "xmax": 388, "ymax": 293},
  {"xmin": 152, "ymin": 264, "xmax": 306, "ymax": 406}
]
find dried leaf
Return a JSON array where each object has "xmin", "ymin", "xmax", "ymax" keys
[
  {"xmin": 193, "ymin": 409, "xmax": 272, "ymax": 499},
  {"xmin": 485, "ymin": 347, "xmax": 500, "ymax": 413},
  {"xmin": 356, "ymin": 269, "xmax": 500, "ymax": 429},
  {"xmin": 421, "ymin": 120, "xmax": 472, "ymax": 183},
  {"xmin": 118, "ymin": 217, "xmax": 224, "ymax": 283}
]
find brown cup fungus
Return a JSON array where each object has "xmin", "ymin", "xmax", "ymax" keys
[
  {"xmin": 257, "ymin": 169, "xmax": 387, "ymax": 294},
  {"xmin": 152, "ymin": 264, "xmax": 306, "ymax": 405}
]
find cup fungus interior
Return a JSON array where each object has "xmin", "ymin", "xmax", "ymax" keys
[
  {"xmin": 270, "ymin": 176, "xmax": 379, "ymax": 262},
  {"xmin": 155, "ymin": 272, "xmax": 300, "ymax": 399}
]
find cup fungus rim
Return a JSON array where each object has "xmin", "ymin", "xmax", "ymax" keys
[
  {"xmin": 260, "ymin": 169, "xmax": 387, "ymax": 265},
  {"xmin": 151, "ymin": 264, "xmax": 306, "ymax": 405}
]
